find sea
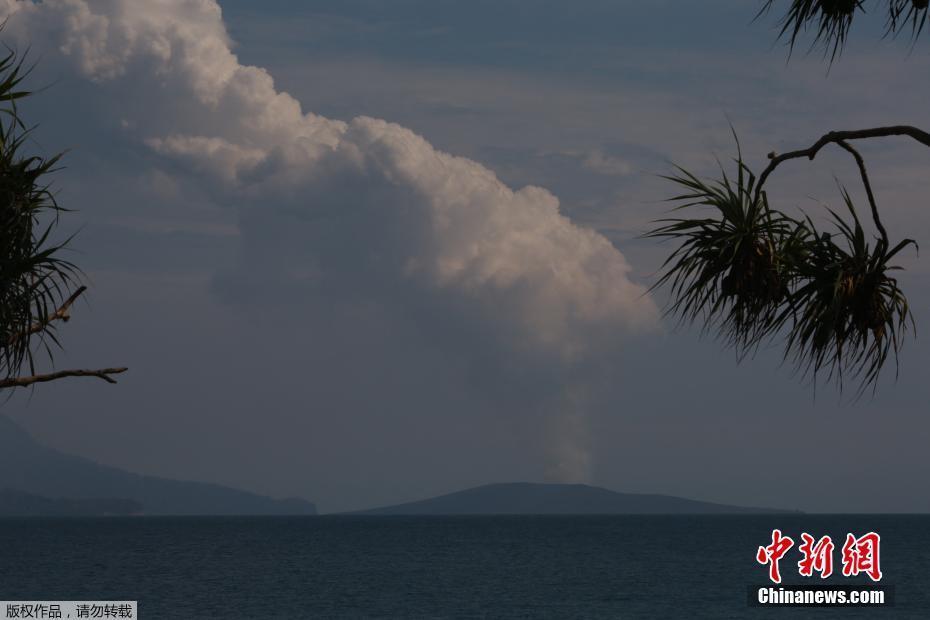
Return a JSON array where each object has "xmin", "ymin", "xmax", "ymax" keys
[{"xmin": 1, "ymin": 514, "xmax": 928, "ymax": 619}]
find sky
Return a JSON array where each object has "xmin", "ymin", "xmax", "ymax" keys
[{"xmin": 2, "ymin": 0, "xmax": 929, "ymax": 513}]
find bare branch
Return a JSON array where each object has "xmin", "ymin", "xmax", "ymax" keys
[
  {"xmin": 0, "ymin": 367, "xmax": 128, "ymax": 389},
  {"xmin": 7, "ymin": 285, "xmax": 88, "ymax": 346},
  {"xmin": 755, "ymin": 125, "xmax": 930, "ymax": 206}
]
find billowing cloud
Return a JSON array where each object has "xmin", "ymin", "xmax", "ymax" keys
[{"xmin": 1, "ymin": 0, "xmax": 658, "ymax": 480}]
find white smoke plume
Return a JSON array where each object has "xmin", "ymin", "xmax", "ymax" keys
[
  {"xmin": 542, "ymin": 385, "xmax": 594, "ymax": 483},
  {"xmin": 0, "ymin": 0, "xmax": 658, "ymax": 478}
]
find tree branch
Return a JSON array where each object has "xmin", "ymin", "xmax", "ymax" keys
[
  {"xmin": 754, "ymin": 125, "xmax": 930, "ymax": 206},
  {"xmin": 7, "ymin": 285, "xmax": 88, "ymax": 346},
  {"xmin": 0, "ymin": 367, "xmax": 128, "ymax": 389},
  {"xmin": 834, "ymin": 139, "xmax": 889, "ymax": 249}
]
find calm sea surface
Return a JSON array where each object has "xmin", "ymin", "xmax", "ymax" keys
[{"xmin": 0, "ymin": 515, "xmax": 928, "ymax": 618}]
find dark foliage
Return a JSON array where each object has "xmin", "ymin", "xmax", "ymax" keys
[
  {"xmin": 759, "ymin": 0, "xmax": 928, "ymax": 58},
  {"xmin": 646, "ymin": 150, "xmax": 810, "ymax": 354},
  {"xmin": 647, "ymin": 148, "xmax": 916, "ymax": 395},
  {"xmin": 0, "ymin": 49, "xmax": 78, "ymax": 383}
]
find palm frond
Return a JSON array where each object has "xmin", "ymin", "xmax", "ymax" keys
[
  {"xmin": 784, "ymin": 189, "xmax": 916, "ymax": 394},
  {"xmin": 886, "ymin": 0, "xmax": 930, "ymax": 41},
  {"xmin": 759, "ymin": 0, "xmax": 863, "ymax": 61},
  {"xmin": 645, "ymin": 150, "xmax": 811, "ymax": 354},
  {"xmin": 0, "ymin": 46, "xmax": 78, "ymax": 383},
  {"xmin": 759, "ymin": 0, "xmax": 929, "ymax": 57},
  {"xmin": 648, "ymin": 144, "xmax": 917, "ymax": 395}
]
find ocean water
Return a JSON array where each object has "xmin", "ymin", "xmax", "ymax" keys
[{"xmin": 1, "ymin": 515, "xmax": 928, "ymax": 619}]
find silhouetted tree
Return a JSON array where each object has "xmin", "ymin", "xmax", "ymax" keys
[
  {"xmin": 0, "ymin": 50, "xmax": 125, "ymax": 391},
  {"xmin": 647, "ymin": 1, "xmax": 928, "ymax": 395}
]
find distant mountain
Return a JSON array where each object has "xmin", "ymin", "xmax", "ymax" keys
[
  {"xmin": 0, "ymin": 489, "xmax": 142, "ymax": 517},
  {"xmin": 0, "ymin": 416, "xmax": 316, "ymax": 516},
  {"xmin": 351, "ymin": 482, "xmax": 796, "ymax": 515}
]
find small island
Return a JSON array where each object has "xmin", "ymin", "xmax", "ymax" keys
[{"xmin": 348, "ymin": 482, "xmax": 797, "ymax": 515}]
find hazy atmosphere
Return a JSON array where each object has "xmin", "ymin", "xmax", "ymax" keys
[{"xmin": 3, "ymin": 0, "xmax": 928, "ymax": 514}]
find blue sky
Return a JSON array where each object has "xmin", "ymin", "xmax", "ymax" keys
[{"xmin": 3, "ymin": 0, "xmax": 929, "ymax": 513}]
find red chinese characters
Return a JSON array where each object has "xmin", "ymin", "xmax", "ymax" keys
[
  {"xmin": 756, "ymin": 529, "xmax": 794, "ymax": 584},
  {"xmin": 841, "ymin": 532, "xmax": 882, "ymax": 582},
  {"xmin": 757, "ymin": 529, "xmax": 882, "ymax": 583},
  {"xmin": 797, "ymin": 533, "xmax": 834, "ymax": 578}
]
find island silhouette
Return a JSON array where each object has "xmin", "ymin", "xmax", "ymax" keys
[
  {"xmin": 1, "ymin": 415, "xmax": 796, "ymax": 516},
  {"xmin": 348, "ymin": 482, "xmax": 796, "ymax": 515},
  {"xmin": 0, "ymin": 415, "xmax": 315, "ymax": 516}
]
